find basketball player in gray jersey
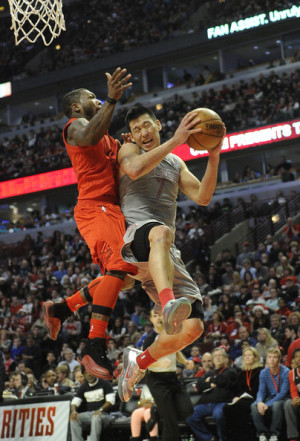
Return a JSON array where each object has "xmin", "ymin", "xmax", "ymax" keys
[{"xmin": 117, "ymin": 105, "xmax": 225, "ymax": 402}]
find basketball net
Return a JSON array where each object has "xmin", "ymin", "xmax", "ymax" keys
[{"xmin": 8, "ymin": 0, "xmax": 66, "ymax": 46}]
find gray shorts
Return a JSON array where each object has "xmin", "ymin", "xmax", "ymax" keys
[{"xmin": 121, "ymin": 219, "xmax": 202, "ymax": 306}]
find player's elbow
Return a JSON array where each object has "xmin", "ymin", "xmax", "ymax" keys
[
  {"xmin": 197, "ymin": 196, "xmax": 211, "ymax": 206},
  {"xmin": 124, "ymin": 164, "xmax": 142, "ymax": 180}
]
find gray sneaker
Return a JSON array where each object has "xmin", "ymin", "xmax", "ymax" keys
[
  {"xmin": 118, "ymin": 347, "xmax": 146, "ymax": 402},
  {"xmin": 163, "ymin": 297, "xmax": 192, "ymax": 335}
]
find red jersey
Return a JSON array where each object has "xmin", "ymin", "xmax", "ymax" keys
[{"xmin": 63, "ymin": 119, "xmax": 120, "ymax": 203}]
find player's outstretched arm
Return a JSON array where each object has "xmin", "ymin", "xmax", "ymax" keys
[
  {"xmin": 179, "ymin": 128, "xmax": 226, "ymax": 206},
  {"xmin": 68, "ymin": 68, "xmax": 132, "ymax": 146},
  {"xmin": 118, "ymin": 111, "xmax": 201, "ymax": 180}
]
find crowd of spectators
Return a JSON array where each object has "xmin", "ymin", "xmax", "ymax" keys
[
  {"xmin": 0, "ymin": 67, "xmax": 299, "ymax": 183},
  {"xmin": 0, "ymin": 0, "xmax": 198, "ymax": 82},
  {"xmin": 0, "ymin": 201, "xmax": 299, "ymax": 393},
  {"xmin": 2, "ymin": 0, "xmax": 296, "ymax": 82},
  {"xmin": 208, "ymin": 0, "xmax": 298, "ymax": 28},
  {"xmin": 0, "ymin": 206, "xmax": 75, "ymax": 234}
]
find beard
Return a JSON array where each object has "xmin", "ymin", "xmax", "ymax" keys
[{"xmin": 82, "ymin": 105, "xmax": 96, "ymax": 120}]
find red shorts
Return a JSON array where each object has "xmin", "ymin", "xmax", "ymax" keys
[{"xmin": 74, "ymin": 200, "xmax": 137, "ymax": 275}]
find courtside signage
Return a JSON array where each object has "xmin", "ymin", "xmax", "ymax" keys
[
  {"xmin": 0, "ymin": 118, "xmax": 299, "ymax": 199},
  {"xmin": 0, "ymin": 400, "xmax": 69, "ymax": 440},
  {"xmin": 207, "ymin": 4, "xmax": 300, "ymax": 39},
  {"xmin": 173, "ymin": 119, "xmax": 300, "ymax": 161}
]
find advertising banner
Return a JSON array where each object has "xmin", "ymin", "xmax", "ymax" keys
[{"xmin": 0, "ymin": 400, "xmax": 70, "ymax": 441}]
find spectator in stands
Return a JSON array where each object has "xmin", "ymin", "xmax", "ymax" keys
[
  {"xmin": 194, "ymin": 352, "xmax": 214, "ymax": 378},
  {"xmin": 204, "ymin": 311, "xmax": 227, "ymax": 343},
  {"xmin": 277, "ymin": 297, "xmax": 292, "ymax": 319},
  {"xmin": 236, "ymin": 242, "xmax": 255, "ymax": 269},
  {"xmin": 11, "ymin": 336, "xmax": 23, "ymax": 362},
  {"xmin": 255, "ymin": 328, "xmax": 278, "ymax": 364},
  {"xmin": 2, "ymin": 347, "xmax": 16, "ymax": 375},
  {"xmin": 186, "ymin": 347, "xmax": 238, "ymax": 441},
  {"xmin": 224, "ymin": 347, "xmax": 263, "ymax": 441},
  {"xmin": 283, "ymin": 348, "xmax": 300, "ymax": 441},
  {"xmin": 282, "ymin": 276, "xmax": 299, "ymax": 304},
  {"xmin": 127, "ymin": 321, "xmax": 141, "ymax": 343},
  {"xmin": 269, "ymin": 314, "xmax": 285, "ymax": 345},
  {"xmin": 58, "ymin": 347, "xmax": 80, "ymax": 378},
  {"xmin": 62, "ymin": 315, "xmax": 82, "ymax": 346},
  {"xmin": 73, "ymin": 365, "xmax": 85, "ymax": 387},
  {"xmin": 20, "ymin": 334, "xmax": 42, "ymax": 377},
  {"xmin": 251, "ymin": 305, "xmax": 270, "ymax": 333},
  {"xmin": 288, "ymin": 312, "xmax": 300, "ymax": 328},
  {"xmin": 230, "ymin": 271, "xmax": 243, "ymax": 294},
  {"xmin": 42, "ymin": 351, "xmax": 57, "ymax": 373},
  {"xmin": 14, "ymin": 371, "xmax": 35, "ymax": 398},
  {"xmin": 108, "ymin": 316, "xmax": 127, "ymax": 344},
  {"xmin": 106, "ymin": 339, "xmax": 120, "ymax": 364},
  {"xmin": 44, "ymin": 369, "xmax": 57, "ymax": 391},
  {"xmin": 281, "ymin": 217, "xmax": 300, "ymax": 242},
  {"xmin": 226, "ymin": 309, "xmax": 250, "ymax": 342},
  {"xmin": 130, "ymin": 384, "xmax": 159, "ymax": 441},
  {"xmin": 218, "ymin": 292, "xmax": 235, "ymax": 321},
  {"xmin": 55, "ymin": 364, "xmax": 75, "ymax": 393},
  {"xmin": 202, "ymin": 295, "xmax": 217, "ymax": 323},
  {"xmin": 265, "ymin": 288, "xmax": 280, "ymax": 312},
  {"xmin": 254, "ymin": 259, "xmax": 269, "ymax": 283},
  {"xmin": 26, "ymin": 369, "xmax": 40, "ymax": 393},
  {"xmin": 70, "ymin": 367, "xmax": 115, "ymax": 441},
  {"xmin": 221, "ymin": 262, "xmax": 234, "ymax": 286},
  {"xmin": 240, "ymin": 259, "xmax": 257, "ymax": 280},
  {"xmin": 283, "ymin": 325, "xmax": 298, "ymax": 355},
  {"xmin": 276, "ymin": 255, "xmax": 295, "ymax": 278},
  {"xmin": 286, "ymin": 326, "xmax": 300, "ymax": 368},
  {"xmin": 250, "ymin": 347, "xmax": 290, "ymax": 441}
]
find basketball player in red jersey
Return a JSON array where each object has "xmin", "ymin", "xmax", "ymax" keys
[
  {"xmin": 42, "ymin": 67, "xmax": 193, "ymax": 380},
  {"xmin": 42, "ymin": 67, "xmax": 137, "ymax": 380}
]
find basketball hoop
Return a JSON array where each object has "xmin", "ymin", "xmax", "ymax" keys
[{"xmin": 8, "ymin": 0, "xmax": 66, "ymax": 46}]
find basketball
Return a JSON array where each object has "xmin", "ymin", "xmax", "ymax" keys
[{"xmin": 187, "ymin": 108, "xmax": 225, "ymax": 151}]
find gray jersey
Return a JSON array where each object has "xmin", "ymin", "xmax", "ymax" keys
[
  {"xmin": 120, "ymin": 151, "xmax": 202, "ymax": 304},
  {"xmin": 119, "ymin": 152, "xmax": 181, "ymax": 231}
]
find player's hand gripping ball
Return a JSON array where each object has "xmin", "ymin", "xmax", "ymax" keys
[{"xmin": 187, "ymin": 108, "xmax": 225, "ymax": 151}]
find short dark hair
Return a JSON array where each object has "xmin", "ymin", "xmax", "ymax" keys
[
  {"xmin": 62, "ymin": 88, "xmax": 86, "ymax": 118},
  {"xmin": 125, "ymin": 105, "xmax": 156, "ymax": 131},
  {"xmin": 292, "ymin": 348, "xmax": 300, "ymax": 359}
]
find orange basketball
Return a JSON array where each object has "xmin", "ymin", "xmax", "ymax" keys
[{"xmin": 187, "ymin": 108, "xmax": 224, "ymax": 151}]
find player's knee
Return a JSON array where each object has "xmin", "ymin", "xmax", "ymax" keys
[
  {"xmin": 105, "ymin": 270, "xmax": 127, "ymax": 280},
  {"xmin": 149, "ymin": 225, "xmax": 173, "ymax": 247}
]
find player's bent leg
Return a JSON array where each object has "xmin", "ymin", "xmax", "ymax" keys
[
  {"xmin": 118, "ymin": 319, "xmax": 203, "ymax": 401},
  {"xmin": 146, "ymin": 318, "xmax": 203, "ymax": 361},
  {"xmin": 42, "ymin": 300, "xmax": 73, "ymax": 340},
  {"xmin": 42, "ymin": 277, "xmax": 101, "ymax": 340},
  {"xmin": 118, "ymin": 347, "xmax": 146, "ymax": 402},
  {"xmin": 148, "ymin": 225, "xmax": 174, "ymax": 293},
  {"xmin": 148, "ymin": 225, "xmax": 191, "ymax": 334},
  {"xmin": 162, "ymin": 297, "xmax": 191, "ymax": 335},
  {"xmin": 78, "ymin": 273, "xmax": 126, "ymax": 379}
]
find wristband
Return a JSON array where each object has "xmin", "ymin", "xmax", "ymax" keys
[{"xmin": 105, "ymin": 96, "xmax": 117, "ymax": 105}]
